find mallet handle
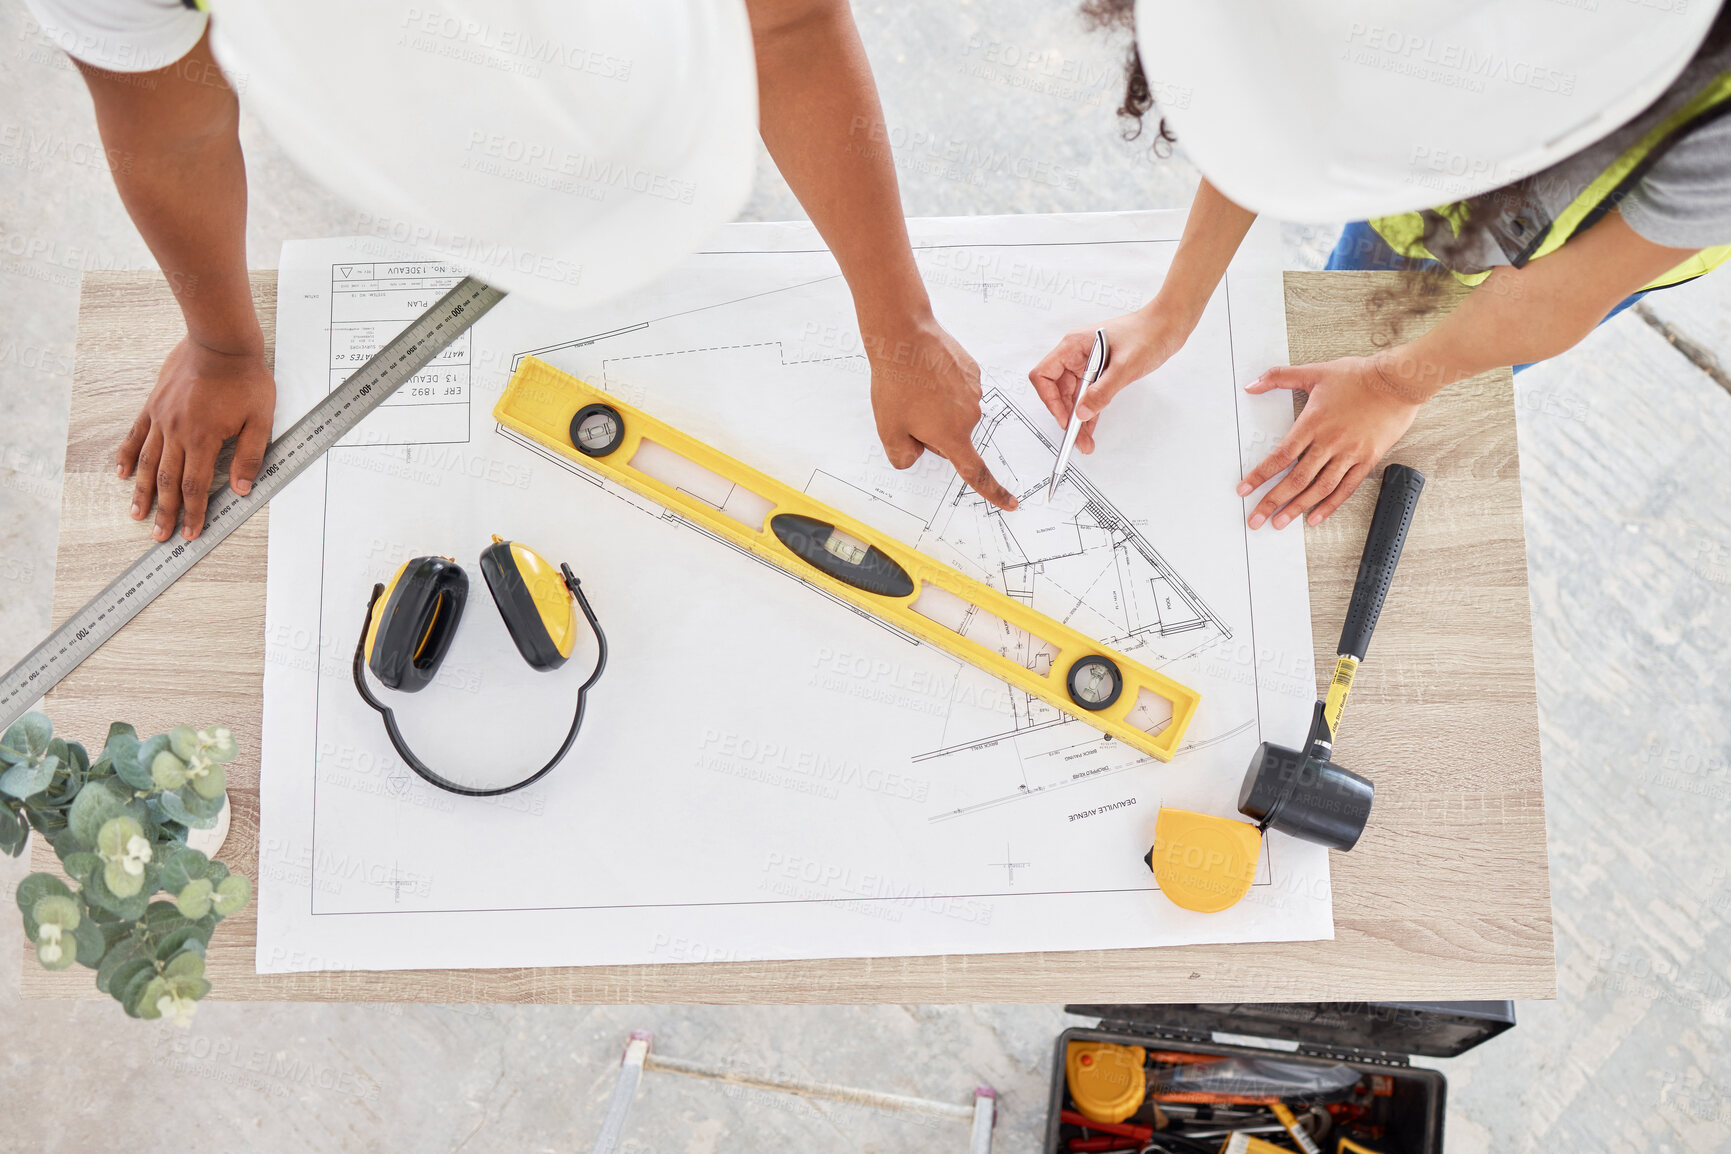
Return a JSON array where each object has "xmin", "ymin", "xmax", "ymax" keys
[{"xmin": 1337, "ymin": 463, "xmax": 1425, "ymax": 662}]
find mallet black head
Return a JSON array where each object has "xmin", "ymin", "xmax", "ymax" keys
[{"xmin": 1238, "ymin": 741, "xmax": 1375, "ymax": 852}]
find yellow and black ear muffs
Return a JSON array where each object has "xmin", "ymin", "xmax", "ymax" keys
[
  {"xmin": 352, "ymin": 538, "xmax": 608, "ymax": 797},
  {"xmin": 362, "ymin": 556, "xmax": 470, "ymax": 693}
]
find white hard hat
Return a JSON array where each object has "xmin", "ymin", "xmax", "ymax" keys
[
  {"xmin": 1134, "ymin": 0, "xmax": 1722, "ymax": 220},
  {"xmin": 208, "ymin": 0, "xmax": 758, "ymax": 308}
]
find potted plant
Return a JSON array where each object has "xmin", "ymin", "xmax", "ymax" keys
[{"xmin": 1, "ymin": 711, "xmax": 250, "ymax": 1024}]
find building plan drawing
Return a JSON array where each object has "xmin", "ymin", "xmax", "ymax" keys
[{"xmin": 258, "ymin": 212, "xmax": 1323, "ymax": 973}]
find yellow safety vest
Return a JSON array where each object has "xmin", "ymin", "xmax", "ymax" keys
[{"xmin": 1370, "ymin": 71, "xmax": 1731, "ymax": 292}]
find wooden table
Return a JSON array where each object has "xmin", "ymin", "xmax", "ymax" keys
[{"xmin": 23, "ymin": 270, "xmax": 1554, "ymax": 1003}]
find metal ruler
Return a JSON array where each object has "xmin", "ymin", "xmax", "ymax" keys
[{"xmin": 0, "ymin": 276, "xmax": 506, "ymax": 733}]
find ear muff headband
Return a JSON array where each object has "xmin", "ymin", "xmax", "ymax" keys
[{"xmin": 353, "ymin": 554, "xmax": 608, "ymax": 797}]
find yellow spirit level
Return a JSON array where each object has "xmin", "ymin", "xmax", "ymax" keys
[{"xmin": 494, "ymin": 357, "xmax": 1201, "ymax": 761}]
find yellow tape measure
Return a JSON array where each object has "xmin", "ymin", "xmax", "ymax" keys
[{"xmin": 494, "ymin": 357, "xmax": 1202, "ymax": 761}]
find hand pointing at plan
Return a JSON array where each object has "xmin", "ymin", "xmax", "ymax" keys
[{"xmin": 867, "ymin": 312, "xmax": 1019, "ymax": 512}]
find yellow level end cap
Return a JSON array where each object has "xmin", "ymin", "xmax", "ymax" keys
[{"xmin": 1148, "ymin": 807, "xmax": 1263, "ymax": 913}]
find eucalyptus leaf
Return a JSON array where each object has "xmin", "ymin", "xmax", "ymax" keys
[
  {"xmin": 2, "ymin": 713, "xmax": 52, "ymax": 759},
  {"xmin": 158, "ymin": 787, "xmax": 220, "ymax": 829},
  {"xmin": 45, "ymin": 827, "xmax": 86, "ymax": 859},
  {"xmin": 0, "ymin": 753, "xmax": 59, "ymax": 800},
  {"xmin": 68, "ymin": 778, "xmax": 132, "ymax": 849},
  {"xmin": 15, "ymin": 873, "xmax": 73, "ymax": 921},
  {"xmin": 199, "ymin": 727, "xmax": 239, "ymax": 764},
  {"xmin": 124, "ymin": 969, "xmax": 164, "ymax": 1018},
  {"xmin": 136, "ymin": 733, "xmax": 171, "ymax": 766},
  {"xmin": 107, "ymin": 733, "xmax": 151, "ymax": 791},
  {"xmin": 188, "ymin": 761, "xmax": 225, "ymax": 800},
  {"xmin": 71, "ymin": 915, "xmax": 106, "ymax": 966},
  {"xmin": 25, "ymin": 804, "xmax": 66, "ymax": 837},
  {"xmin": 34, "ymin": 931, "xmax": 77, "ymax": 971},
  {"xmin": 46, "ymin": 747, "xmax": 85, "ymax": 806},
  {"xmin": 154, "ymin": 925, "xmax": 211, "ymax": 961},
  {"xmin": 128, "ymin": 734, "xmax": 172, "ymax": 791},
  {"xmin": 96, "ymin": 814, "xmax": 143, "ymax": 858},
  {"xmin": 211, "ymin": 874, "xmax": 250, "ymax": 917},
  {"xmin": 83, "ymin": 861, "xmax": 147, "ymax": 920},
  {"xmin": 105, "ymin": 721, "xmax": 137, "ymax": 747},
  {"xmin": 0, "ymin": 807, "xmax": 25, "ymax": 857},
  {"xmin": 19, "ymin": 875, "xmax": 69, "ymax": 941},
  {"xmin": 163, "ymin": 949, "xmax": 205, "ymax": 981},
  {"xmin": 61, "ymin": 852, "xmax": 101, "ymax": 884},
  {"xmin": 103, "ymin": 859, "xmax": 145, "ymax": 899},
  {"xmin": 169, "ymin": 725, "xmax": 199, "ymax": 761},
  {"xmin": 155, "ymin": 788, "xmax": 194, "ymax": 827},
  {"xmin": 31, "ymin": 894, "xmax": 80, "ymax": 929},
  {"xmin": 160, "ymin": 847, "xmax": 210, "ymax": 892},
  {"xmin": 180, "ymin": 785, "xmax": 223, "ymax": 819},
  {"xmin": 82, "ymin": 901, "xmax": 125, "ymax": 926},
  {"xmin": 175, "ymin": 878, "xmax": 213, "ymax": 919},
  {"xmin": 144, "ymin": 900, "xmax": 196, "ymax": 937},
  {"xmin": 95, "ymin": 941, "xmax": 149, "ymax": 995},
  {"xmin": 151, "ymin": 750, "xmax": 189, "ymax": 791}
]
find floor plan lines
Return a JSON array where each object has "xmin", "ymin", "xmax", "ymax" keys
[
  {"xmin": 796, "ymin": 389, "xmax": 1235, "ymax": 810},
  {"xmin": 511, "ymin": 300, "xmax": 1242, "ymax": 826},
  {"xmin": 262, "ymin": 219, "xmax": 1330, "ymax": 972}
]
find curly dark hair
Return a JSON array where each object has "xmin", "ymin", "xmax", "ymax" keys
[{"xmin": 1080, "ymin": 0, "xmax": 1175, "ymax": 156}]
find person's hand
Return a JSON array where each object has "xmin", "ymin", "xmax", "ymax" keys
[
  {"xmin": 1237, "ymin": 354, "xmax": 1422, "ymax": 529},
  {"xmin": 866, "ymin": 312, "xmax": 1018, "ymax": 511},
  {"xmin": 1027, "ymin": 307, "xmax": 1188, "ymax": 455},
  {"xmin": 116, "ymin": 335, "xmax": 276, "ymax": 541}
]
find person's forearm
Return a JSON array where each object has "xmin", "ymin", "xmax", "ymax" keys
[
  {"xmin": 1377, "ymin": 210, "xmax": 1696, "ymax": 400},
  {"xmin": 749, "ymin": 0, "xmax": 929, "ymax": 328},
  {"xmin": 77, "ymin": 33, "xmax": 261, "ymax": 355},
  {"xmin": 1380, "ymin": 270, "xmax": 1610, "ymax": 400},
  {"xmin": 1141, "ymin": 179, "xmax": 1255, "ymax": 340}
]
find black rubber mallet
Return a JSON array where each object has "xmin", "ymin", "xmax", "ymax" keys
[{"xmin": 1237, "ymin": 463, "xmax": 1426, "ymax": 851}]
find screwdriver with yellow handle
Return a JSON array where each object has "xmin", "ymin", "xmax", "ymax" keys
[{"xmin": 1271, "ymin": 1101, "xmax": 1325, "ymax": 1154}]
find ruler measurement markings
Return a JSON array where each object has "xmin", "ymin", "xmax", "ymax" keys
[{"xmin": 0, "ymin": 277, "xmax": 506, "ymax": 730}]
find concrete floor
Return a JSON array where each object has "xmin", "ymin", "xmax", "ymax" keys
[{"xmin": 2, "ymin": 2, "xmax": 1729, "ymax": 1151}]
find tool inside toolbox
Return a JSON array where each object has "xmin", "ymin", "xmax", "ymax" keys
[{"xmin": 1059, "ymin": 1041, "xmax": 1407, "ymax": 1154}]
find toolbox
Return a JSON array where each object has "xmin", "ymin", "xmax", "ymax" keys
[{"xmin": 1045, "ymin": 1001, "xmax": 1515, "ymax": 1154}]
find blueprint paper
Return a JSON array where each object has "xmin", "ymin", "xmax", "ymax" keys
[{"xmin": 257, "ymin": 213, "xmax": 1325, "ymax": 973}]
